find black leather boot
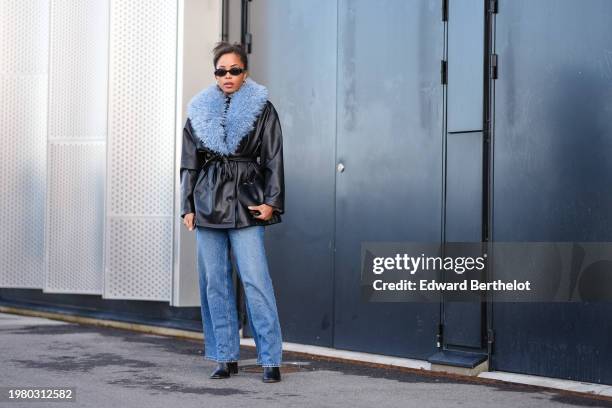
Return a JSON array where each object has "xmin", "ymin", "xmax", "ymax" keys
[
  {"xmin": 210, "ymin": 362, "xmax": 238, "ymax": 379},
  {"xmin": 262, "ymin": 366, "xmax": 281, "ymax": 383}
]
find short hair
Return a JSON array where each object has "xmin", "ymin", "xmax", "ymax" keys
[{"xmin": 212, "ymin": 41, "xmax": 248, "ymax": 71}]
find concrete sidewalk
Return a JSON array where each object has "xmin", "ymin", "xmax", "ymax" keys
[{"xmin": 0, "ymin": 312, "xmax": 611, "ymax": 408}]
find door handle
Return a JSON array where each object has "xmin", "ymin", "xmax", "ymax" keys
[{"xmin": 337, "ymin": 162, "xmax": 345, "ymax": 173}]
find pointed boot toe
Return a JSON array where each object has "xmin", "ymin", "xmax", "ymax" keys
[
  {"xmin": 210, "ymin": 362, "xmax": 234, "ymax": 379},
  {"xmin": 262, "ymin": 366, "xmax": 281, "ymax": 383}
]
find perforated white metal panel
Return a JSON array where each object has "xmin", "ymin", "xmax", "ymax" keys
[
  {"xmin": 48, "ymin": 0, "xmax": 109, "ymax": 141},
  {"xmin": 105, "ymin": 0, "xmax": 177, "ymax": 300},
  {"xmin": 44, "ymin": 0, "xmax": 109, "ymax": 294},
  {"xmin": 45, "ymin": 143, "xmax": 106, "ymax": 293},
  {"xmin": 105, "ymin": 217, "xmax": 172, "ymax": 300},
  {"xmin": 0, "ymin": 0, "xmax": 48, "ymax": 288},
  {"xmin": 0, "ymin": 0, "xmax": 49, "ymax": 75}
]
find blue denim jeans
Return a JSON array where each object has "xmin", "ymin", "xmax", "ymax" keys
[{"xmin": 195, "ymin": 225, "xmax": 283, "ymax": 367}]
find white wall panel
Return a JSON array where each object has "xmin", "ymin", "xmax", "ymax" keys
[
  {"xmin": 48, "ymin": 0, "xmax": 108, "ymax": 141},
  {"xmin": 106, "ymin": 217, "xmax": 172, "ymax": 300},
  {"xmin": 0, "ymin": 0, "xmax": 48, "ymax": 288},
  {"xmin": 0, "ymin": 0, "xmax": 49, "ymax": 75},
  {"xmin": 46, "ymin": 142, "xmax": 105, "ymax": 293},
  {"xmin": 45, "ymin": 0, "xmax": 109, "ymax": 294},
  {"xmin": 106, "ymin": 0, "xmax": 177, "ymax": 300}
]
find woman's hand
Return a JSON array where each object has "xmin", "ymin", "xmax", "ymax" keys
[
  {"xmin": 183, "ymin": 213, "xmax": 195, "ymax": 231},
  {"xmin": 248, "ymin": 204, "xmax": 275, "ymax": 221}
]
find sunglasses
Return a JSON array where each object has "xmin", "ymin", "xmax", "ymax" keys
[{"xmin": 214, "ymin": 67, "xmax": 246, "ymax": 77}]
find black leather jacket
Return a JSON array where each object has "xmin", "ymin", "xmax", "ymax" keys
[{"xmin": 180, "ymin": 100, "xmax": 284, "ymax": 228}]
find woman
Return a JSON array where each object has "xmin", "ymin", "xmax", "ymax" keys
[{"xmin": 180, "ymin": 41, "xmax": 284, "ymax": 383}]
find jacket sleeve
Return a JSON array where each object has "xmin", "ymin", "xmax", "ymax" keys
[
  {"xmin": 179, "ymin": 118, "xmax": 201, "ymax": 219},
  {"xmin": 260, "ymin": 101, "xmax": 285, "ymax": 214}
]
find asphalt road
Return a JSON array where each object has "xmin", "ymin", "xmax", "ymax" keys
[{"xmin": 0, "ymin": 312, "xmax": 610, "ymax": 408}]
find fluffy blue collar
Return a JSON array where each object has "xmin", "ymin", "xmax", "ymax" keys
[{"xmin": 187, "ymin": 77, "xmax": 269, "ymax": 155}]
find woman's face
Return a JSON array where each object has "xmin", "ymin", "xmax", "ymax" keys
[{"xmin": 214, "ymin": 52, "xmax": 248, "ymax": 95}]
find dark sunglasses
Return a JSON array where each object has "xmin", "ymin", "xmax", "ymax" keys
[{"xmin": 214, "ymin": 67, "xmax": 246, "ymax": 77}]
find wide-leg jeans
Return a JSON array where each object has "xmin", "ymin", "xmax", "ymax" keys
[{"xmin": 195, "ymin": 225, "xmax": 283, "ymax": 367}]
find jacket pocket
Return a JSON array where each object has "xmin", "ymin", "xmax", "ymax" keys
[{"xmin": 238, "ymin": 167, "xmax": 265, "ymax": 207}]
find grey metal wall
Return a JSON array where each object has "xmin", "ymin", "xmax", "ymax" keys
[
  {"xmin": 249, "ymin": 0, "xmax": 612, "ymax": 381},
  {"xmin": 491, "ymin": 0, "xmax": 612, "ymax": 384}
]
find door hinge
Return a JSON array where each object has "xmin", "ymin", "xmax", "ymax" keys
[
  {"xmin": 487, "ymin": 329, "xmax": 495, "ymax": 346},
  {"xmin": 441, "ymin": 60, "xmax": 448, "ymax": 85},
  {"xmin": 436, "ymin": 324, "xmax": 444, "ymax": 348},
  {"xmin": 244, "ymin": 32, "xmax": 253, "ymax": 53},
  {"xmin": 490, "ymin": 54, "xmax": 498, "ymax": 79},
  {"xmin": 442, "ymin": 0, "xmax": 448, "ymax": 21},
  {"xmin": 489, "ymin": 0, "xmax": 498, "ymax": 14}
]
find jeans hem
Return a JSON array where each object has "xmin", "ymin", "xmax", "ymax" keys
[
  {"xmin": 258, "ymin": 361, "xmax": 282, "ymax": 367},
  {"xmin": 204, "ymin": 355, "xmax": 239, "ymax": 363}
]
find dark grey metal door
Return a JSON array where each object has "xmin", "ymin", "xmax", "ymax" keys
[
  {"xmin": 247, "ymin": 0, "xmax": 338, "ymax": 347},
  {"xmin": 333, "ymin": 0, "xmax": 443, "ymax": 359},
  {"xmin": 440, "ymin": 0, "xmax": 487, "ymax": 352},
  {"xmin": 491, "ymin": 0, "xmax": 612, "ymax": 384}
]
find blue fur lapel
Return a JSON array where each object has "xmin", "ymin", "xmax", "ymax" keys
[{"xmin": 187, "ymin": 77, "xmax": 269, "ymax": 155}]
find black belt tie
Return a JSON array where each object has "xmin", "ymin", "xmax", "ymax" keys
[{"xmin": 202, "ymin": 152, "xmax": 257, "ymax": 182}]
